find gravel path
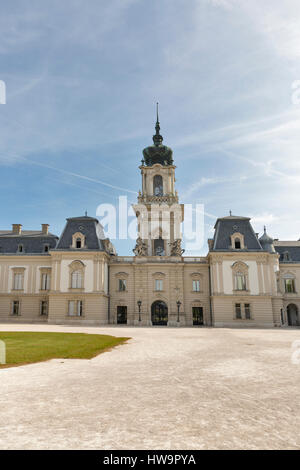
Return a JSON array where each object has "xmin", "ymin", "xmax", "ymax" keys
[{"xmin": 0, "ymin": 324, "xmax": 299, "ymax": 450}]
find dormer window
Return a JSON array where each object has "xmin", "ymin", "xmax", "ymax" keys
[
  {"xmin": 72, "ymin": 232, "xmax": 85, "ymax": 249},
  {"xmin": 17, "ymin": 244, "xmax": 24, "ymax": 253},
  {"xmin": 44, "ymin": 244, "xmax": 50, "ymax": 253},
  {"xmin": 231, "ymin": 232, "xmax": 245, "ymax": 250},
  {"xmin": 234, "ymin": 239, "xmax": 241, "ymax": 249}
]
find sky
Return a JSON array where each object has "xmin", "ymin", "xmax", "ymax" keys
[{"xmin": 1, "ymin": 0, "xmax": 300, "ymax": 255}]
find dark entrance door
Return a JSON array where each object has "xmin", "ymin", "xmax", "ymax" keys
[
  {"xmin": 151, "ymin": 301, "xmax": 168, "ymax": 326},
  {"xmin": 193, "ymin": 307, "xmax": 203, "ymax": 325},
  {"xmin": 287, "ymin": 304, "xmax": 299, "ymax": 326},
  {"xmin": 117, "ymin": 306, "xmax": 127, "ymax": 324}
]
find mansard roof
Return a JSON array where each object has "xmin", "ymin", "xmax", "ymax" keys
[
  {"xmin": 0, "ymin": 230, "xmax": 58, "ymax": 255},
  {"xmin": 54, "ymin": 215, "xmax": 107, "ymax": 252},
  {"xmin": 211, "ymin": 215, "xmax": 263, "ymax": 252},
  {"xmin": 274, "ymin": 241, "xmax": 300, "ymax": 263}
]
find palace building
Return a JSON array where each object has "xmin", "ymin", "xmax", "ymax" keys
[{"xmin": 0, "ymin": 114, "xmax": 299, "ymax": 328}]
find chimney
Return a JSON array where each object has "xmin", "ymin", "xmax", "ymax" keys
[
  {"xmin": 12, "ymin": 224, "xmax": 22, "ymax": 235},
  {"xmin": 41, "ymin": 224, "xmax": 49, "ymax": 235}
]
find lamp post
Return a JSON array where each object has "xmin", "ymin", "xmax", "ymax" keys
[
  {"xmin": 176, "ymin": 300, "xmax": 181, "ymax": 324},
  {"xmin": 137, "ymin": 300, "xmax": 142, "ymax": 323}
]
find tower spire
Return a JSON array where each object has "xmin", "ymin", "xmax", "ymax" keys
[{"xmin": 153, "ymin": 102, "xmax": 163, "ymax": 146}]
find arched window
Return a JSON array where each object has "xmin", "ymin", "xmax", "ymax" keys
[
  {"xmin": 153, "ymin": 175, "xmax": 163, "ymax": 196},
  {"xmin": 231, "ymin": 232, "xmax": 245, "ymax": 250},
  {"xmin": 231, "ymin": 261, "xmax": 248, "ymax": 292},
  {"xmin": 154, "ymin": 238, "xmax": 165, "ymax": 256},
  {"xmin": 71, "ymin": 270, "xmax": 82, "ymax": 289},
  {"xmin": 72, "ymin": 232, "xmax": 85, "ymax": 249}
]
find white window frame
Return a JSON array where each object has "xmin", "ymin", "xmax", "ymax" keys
[
  {"xmin": 68, "ymin": 300, "xmax": 83, "ymax": 317},
  {"xmin": 71, "ymin": 271, "xmax": 82, "ymax": 289},
  {"xmin": 119, "ymin": 279, "xmax": 127, "ymax": 291},
  {"xmin": 41, "ymin": 273, "xmax": 51, "ymax": 290},
  {"xmin": 13, "ymin": 273, "xmax": 24, "ymax": 290},
  {"xmin": 155, "ymin": 279, "xmax": 163, "ymax": 291},
  {"xmin": 192, "ymin": 280, "xmax": 200, "ymax": 292}
]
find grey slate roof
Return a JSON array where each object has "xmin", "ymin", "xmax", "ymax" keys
[
  {"xmin": 212, "ymin": 215, "xmax": 263, "ymax": 252},
  {"xmin": 54, "ymin": 216, "xmax": 106, "ymax": 251},
  {"xmin": 0, "ymin": 231, "xmax": 58, "ymax": 255},
  {"xmin": 274, "ymin": 242, "xmax": 300, "ymax": 263}
]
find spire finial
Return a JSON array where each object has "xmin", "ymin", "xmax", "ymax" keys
[
  {"xmin": 85, "ymin": 210, "xmax": 88, "ymax": 217},
  {"xmin": 264, "ymin": 225, "xmax": 266, "ymax": 233},
  {"xmin": 153, "ymin": 102, "xmax": 163, "ymax": 146},
  {"xmin": 229, "ymin": 210, "xmax": 232, "ymax": 216}
]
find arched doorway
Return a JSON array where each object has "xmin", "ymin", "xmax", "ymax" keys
[
  {"xmin": 151, "ymin": 301, "xmax": 168, "ymax": 326},
  {"xmin": 287, "ymin": 304, "xmax": 299, "ymax": 326}
]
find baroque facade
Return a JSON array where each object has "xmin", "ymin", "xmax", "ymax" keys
[{"xmin": 0, "ymin": 115, "xmax": 299, "ymax": 328}]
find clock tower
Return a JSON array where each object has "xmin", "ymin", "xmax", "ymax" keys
[{"xmin": 133, "ymin": 105, "xmax": 184, "ymax": 257}]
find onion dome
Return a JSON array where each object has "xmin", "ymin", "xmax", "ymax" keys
[
  {"xmin": 259, "ymin": 226, "xmax": 275, "ymax": 253},
  {"xmin": 142, "ymin": 103, "xmax": 173, "ymax": 166}
]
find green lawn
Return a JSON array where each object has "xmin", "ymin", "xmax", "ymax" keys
[{"xmin": 0, "ymin": 332, "xmax": 129, "ymax": 368}]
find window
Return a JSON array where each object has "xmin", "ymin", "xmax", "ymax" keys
[
  {"xmin": 284, "ymin": 278, "xmax": 295, "ymax": 293},
  {"xmin": 40, "ymin": 301, "xmax": 48, "ymax": 316},
  {"xmin": 12, "ymin": 300, "xmax": 20, "ymax": 316},
  {"xmin": 118, "ymin": 279, "xmax": 126, "ymax": 291},
  {"xmin": 155, "ymin": 279, "xmax": 163, "ymax": 291},
  {"xmin": 44, "ymin": 244, "xmax": 49, "ymax": 253},
  {"xmin": 235, "ymin": 303, "xmax": 242, "ymax": 319},
  {"xmin": 154, "ymin": 238, "xmax": 165, "ymax": 256},
  {"xmin": 192, "ymin": 280, "xmax": 200, "ymax": 292},
  {"xmin": 245, "ymin": 303, "xmax": 251, "ymax": 320},
  {"xmin": 76, "ymin": 238, "xmax": 82, "ymax": 249},
  {"xmin": 235, "ymin": 272, "xmax": 246, "ymax": 291},
  {"xmin": 68, "ymin": 300, "xmax": 83, "ymax": 316},
  {"xmin": 153, "ymin": 175, "xmax": 163, "ymax": 196},
  {"xmin": 17, "ymin": 244, "xmax": 24, "ymax": 253},
  {"xmin": 13, "ymin": 273, "xmax": 23, "ymax": 290},
  {"xmin": 234, "ymin": 239, "xmax": 241, "ymax": 249},
  {"xmin": 71, "ymin": 270, "xmax": 82, "ymax": 289},
  {"xmin": 41, "ymin": 273, "xmax": 50, "ymax": 290}
]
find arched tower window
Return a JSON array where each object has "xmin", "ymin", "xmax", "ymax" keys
[
  {"xmin": 153, "ymin": 175, "xmax": 163, "ymax": 196},
  {"xmin": 154, "ymin": 238, "xmax": 165, "ymax": 256}
]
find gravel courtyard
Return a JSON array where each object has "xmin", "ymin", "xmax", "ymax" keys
[{"xmin": 0, "ymin": 324, "xmax": 299, "ymax": 450}]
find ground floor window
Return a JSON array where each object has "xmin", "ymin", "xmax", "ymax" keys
[
  {"xmin": 12, "ymin": 300, "xmax": 20, "ymax": 316},
  {"xmin": 235, "ymin": 303, "xmax": 251, "ymax": 320},
  {"xmin": 193, "ymin": 306, "xmax": 203, "ymax": 325},
  {"xmin": 68, "ymin": 300, "xmax": 83, "ymax": 316},
  {"xmin": 235, "ymin": 303, "xmax": 242, "ymax": 319},
  {"xmin": 40, "ymin": 300, "xmax": 48, "ymax": 316},
  {"xmin": 117, "ymin": 306, "xmax": 127, "ymax": 324}
]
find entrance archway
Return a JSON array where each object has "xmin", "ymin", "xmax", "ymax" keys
[
  {"xmin": 287, "ymin": 304, "xmax": 299, "ymax": 326},
  {"xmin": 151, "ymin": 301, "xmax": 168, "ymax": 326}
]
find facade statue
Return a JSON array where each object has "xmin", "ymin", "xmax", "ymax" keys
[
  {"xmin": 133, "ymin": 237, "xmax": 148, "ymax": 256},
  {"xmin": 169, "ymin": 239, "xmax": 185, "ymax": 256}
]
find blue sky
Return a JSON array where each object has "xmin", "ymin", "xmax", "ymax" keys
[{"xmin": 1, "ymin": 0, "xmax": 300, "ymax": 255}]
